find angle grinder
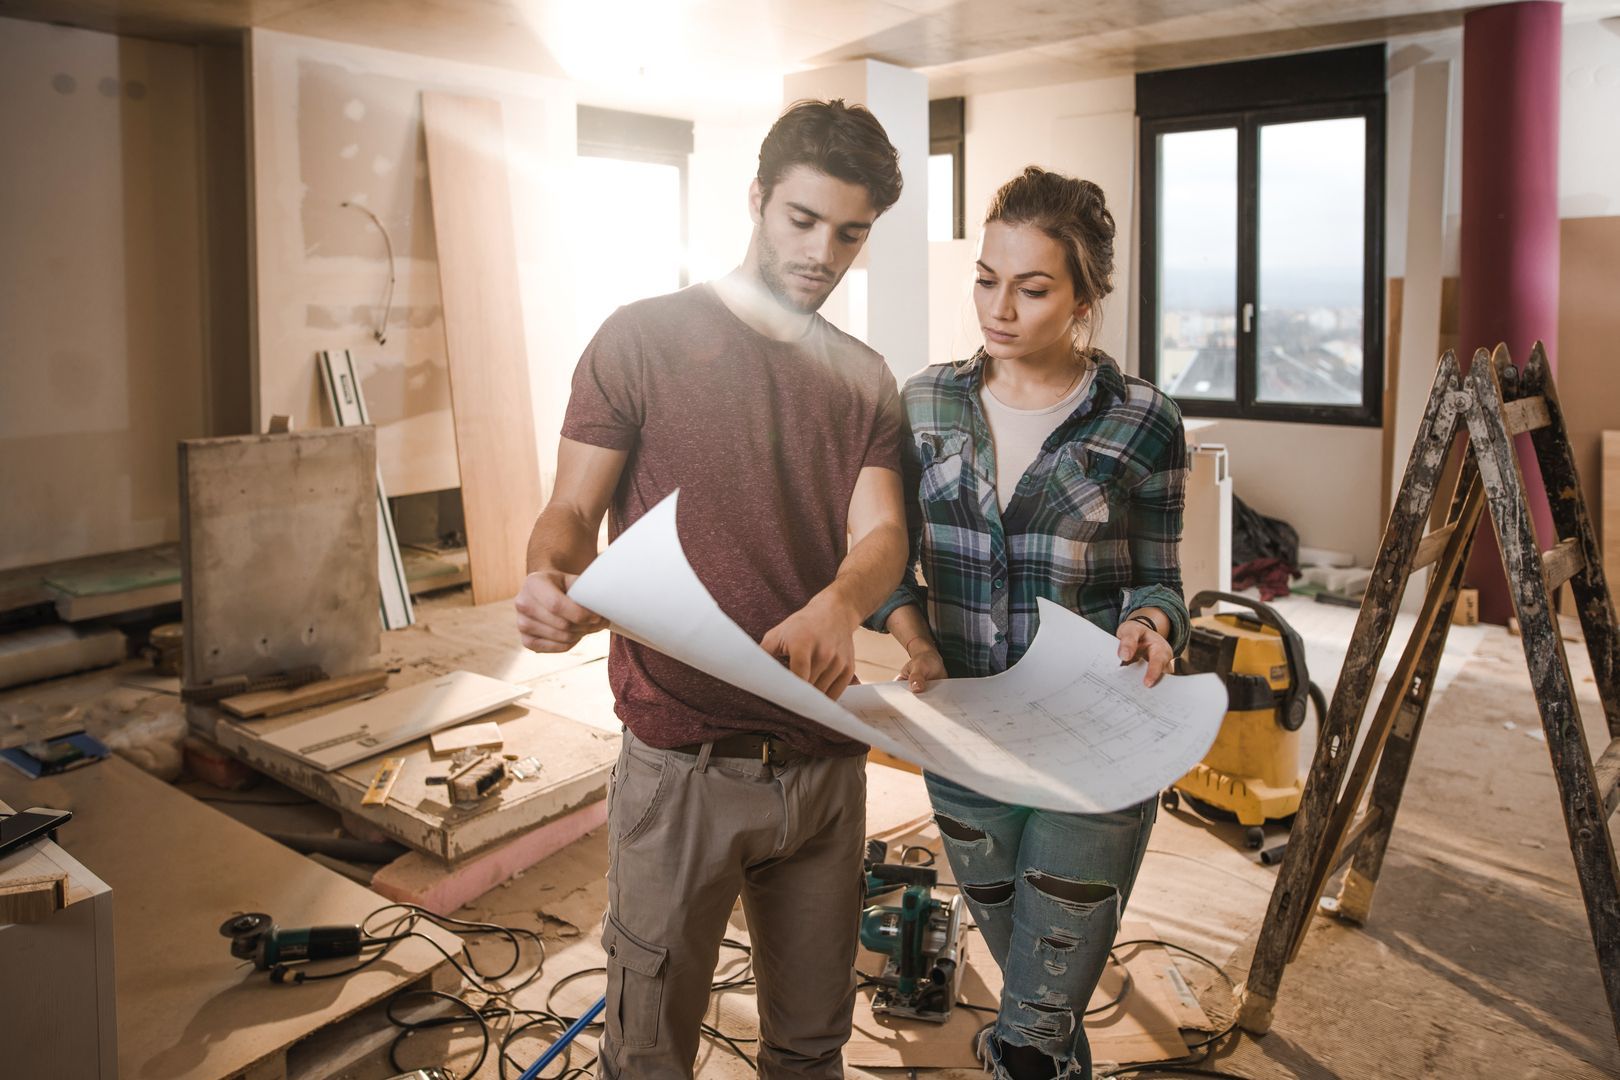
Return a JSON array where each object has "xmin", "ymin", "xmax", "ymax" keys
[{"xmin": 219, "ymin": 912, "xmax": 367, "ymax": 981}]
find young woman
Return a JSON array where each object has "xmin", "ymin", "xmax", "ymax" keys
[{"xmin": 873, "ymin": 167, "xmax": 1189, "ymax": 1080}]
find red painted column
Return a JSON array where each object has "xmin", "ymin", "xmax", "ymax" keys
[{"xmin": 1459, "ymin": 1, "xmax": 1563, "ymax": 625}]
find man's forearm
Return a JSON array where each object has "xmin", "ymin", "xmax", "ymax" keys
[
  {"xmin": 814, "ymin": 520, "xmax": 909, "ymax": 628},
  {"xmin": 525, "ymin": 502, "xmax": 601, "ymax": 577}
]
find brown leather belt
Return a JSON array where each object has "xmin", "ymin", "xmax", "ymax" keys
[{"xmin": 670, "ymin": 732, "xmax": 805, "ymax": 766}]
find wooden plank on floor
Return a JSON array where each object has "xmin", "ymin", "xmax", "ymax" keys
[
  {"xmin": 179, "ymin": 429, "xmax": 380, "ymax": 692},
  {"xmin": 0, "ymin": 757, "xmax": 460, "ymax": 1080},
  {"xmin": 421, "ymin": 92, "xmax": 542, "ymax": 606}
]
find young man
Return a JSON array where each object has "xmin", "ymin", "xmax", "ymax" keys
[{"xmin": 514, "ymin": 100, "xmax": 909, "ymax": 1078}]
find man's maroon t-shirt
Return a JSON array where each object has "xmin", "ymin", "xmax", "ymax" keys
[{"xmin": 560, "ymin": 284, "xmax": 905, "ymax": 757}]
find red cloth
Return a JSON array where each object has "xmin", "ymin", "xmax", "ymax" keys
[
  {"xmin": 1233, "ymin": 557, "xmax": 1295, "ymax": 602},
  {"xmin": 561, "ymin": 284, "xmax": 905, "ymax": 757}
]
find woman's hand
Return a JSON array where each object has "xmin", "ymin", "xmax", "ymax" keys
[
  {"xmin": 898, "ymin": 644, "xmax": 948, "ymax": 693},
  {"xmin": 1116, "ymin": 617, "xmax": 1173, "ymax": 688}
]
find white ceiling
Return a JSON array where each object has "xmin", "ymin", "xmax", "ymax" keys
[{"xmin": 7, "ymin": 0, "xmax": 1620, "ymax": 116}]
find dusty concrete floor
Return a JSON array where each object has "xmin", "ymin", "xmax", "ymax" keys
[
  {"xmin": 8, "ymin": 589, "xmax": 1618, "ymax": 1078},
  {"xmin": 319, "ymin": 599, "xmax": 1620, "ymax": 1080}
]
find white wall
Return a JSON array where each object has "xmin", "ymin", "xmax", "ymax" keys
[
  {"xmin": 0, "ymin": 19, "xmax": 207, "ymax": 570},
  {"xmin": 1560, "ymin": 22, "xmax": 1620, "ymax": 220},
  {"xmin": 248, "ymin": 30, "xmax": 577, "ymax": 499},
  {"xmin": 783, "ymin": 60, "xmax": 930, "ymax": 381},
  {"xmin": 688, "ymin": 113, "xmax": 778, "ymax": 285}
]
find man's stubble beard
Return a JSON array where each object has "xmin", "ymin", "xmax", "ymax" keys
[{"xmin": 756, "ymin": 230, "xmax": 838, "ymax": 315}]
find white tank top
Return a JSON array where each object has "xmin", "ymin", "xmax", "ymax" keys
[{"xmin": 980, "ymin": 363, "xmax": 1097, "ymax": 512}]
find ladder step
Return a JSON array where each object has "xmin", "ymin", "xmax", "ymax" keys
[
  {"xmin": 1502, "ymin": 395, "xmax": 1552, "ymax": 435},
  {"xmin": 1596, "ymin": 736, "xmax": 1620, "ymax": 819},
  {"xmin": 1326, "ymin": 806, "xmax": 1383, "ymax": 878},
  {"xmin": 1412, "ymin": 524, "xmax": 1457, "ymax": 571},
  {"xmin": 1542, "ymin": 538, "xmax": 1586, "ymax": 594}
]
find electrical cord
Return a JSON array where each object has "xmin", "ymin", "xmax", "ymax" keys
[
  {"xmin": 374, "ymin": 914, "xmax": 760, "ymax": 1077},
  {"xmin": 339, "ymin": 201, "xmax": 396, "ymax": 345}
]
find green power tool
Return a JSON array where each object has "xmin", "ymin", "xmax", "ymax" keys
[{"xmin": 859, "ymin": 847, "xmax": 965, "ymax": 1023}]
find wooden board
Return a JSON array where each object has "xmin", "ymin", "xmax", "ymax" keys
[
  {"xmin": 259, "ymin": 670, "xmax": 529, "ymax": 770},
  {"xmin": 1606, "ymin": 432, "xmax": 1620, "ymax": 596},
  {"xmin": 402, "ymin": 544, "xmax": 470, "ymax": 594},
  {"xmin": 0, "ymin": 758, "xmax": 459, "ymax": 1080},
  {"xmin": 220, "ymin": 668, "xmax": 389, "ymax": 719},
  {"xmin": 319, "ymin": 349, "xmax": 415, "ymax": 630},
  {"xmin": 179, "ymin": 429, "xmax": 380, "ymax": 693},
  {"xmin": 422, "ymin": 92, "xmax": 543, "ymax": 606},
  {"xmin": 0, "ymin": 543, "xmax": 180, "ymax": 619}
]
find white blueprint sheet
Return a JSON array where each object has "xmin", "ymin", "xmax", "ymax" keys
[{"xmin": 569, "ymin": 491, "xmax": 1226, "ymax": 813}]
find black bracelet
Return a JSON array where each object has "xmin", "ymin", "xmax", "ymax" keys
[{"xmin": 1127, "ymin": 614, "xmax": 1160, "ymax": 634}]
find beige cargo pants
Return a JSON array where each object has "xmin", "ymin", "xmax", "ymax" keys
[{"xmin": 597, "ymin": 730, "xmax": 868, "ymax": 1078}]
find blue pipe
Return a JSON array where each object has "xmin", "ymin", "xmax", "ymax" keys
[{"xmin": 517, "ymin": 995, "xmax": 606, "ymax": 1080}]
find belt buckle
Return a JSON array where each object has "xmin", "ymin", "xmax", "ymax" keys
[{"xmin": 760, "ymin": 736, "xmax": 787, "ymax": 767}]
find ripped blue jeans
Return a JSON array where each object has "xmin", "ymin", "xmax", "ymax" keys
[{"xmin": 925, "ymin": 773, "xmax": 1156, "ymax": 1078}]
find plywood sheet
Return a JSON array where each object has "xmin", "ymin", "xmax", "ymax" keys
[
  {"xmin": 1555, "ymin": 217, "xmax": 1620, "ymax": 608},
  {"xmin": 422, "ymin": 92, "xmax": 542, "ymax": 605},
  {"xmin": 1606, "ymin": 432, "xmax": 1620, "ymax": 594},
  {"xmin": 0, "ymin": 757, "xmax": 460, "ymax": 1080},
  {"xmin": 179, "ymin": 429, "xmax": 380, "ymax": 687}
]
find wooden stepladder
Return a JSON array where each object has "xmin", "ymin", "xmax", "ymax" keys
[{"xmin": 1235, "ymin": 342, "xmax": 1620, "ymax": 1047}]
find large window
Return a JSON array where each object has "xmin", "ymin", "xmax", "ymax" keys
[
  {"xmin": 1138, "ymin": 46, "xmax": 1385, "ymax": 425},
  {"xmin": 575, "ymin": 106, "xmax": 694, "ymax": 346}
]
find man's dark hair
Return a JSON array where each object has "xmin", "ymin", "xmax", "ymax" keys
[{"xmin": 756, "ymin": 99, "xmax": 903, "ymax": 214}]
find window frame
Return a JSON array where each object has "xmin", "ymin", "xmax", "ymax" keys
[
  {"xmin": 1137, "ymin": 51, "xmax": 1386, "ymax": 427},
  {"xmin": 576, "ymin": 105, "xmax": 695, "ymax": 287},
  {"xmin": 929, "ymin": 96, "xmax": 965, "ymax": 241}
]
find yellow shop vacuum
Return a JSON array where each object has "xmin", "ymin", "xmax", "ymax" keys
[{"xmin": 1163, "ymin": 591, "xmax": 1326, "ymax": 849}]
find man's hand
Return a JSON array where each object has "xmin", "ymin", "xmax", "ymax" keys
[
  {"xmin": 760, "ymin": 595, "xmax": 859, "ymax": 700},
  {"xmin": 1116, "ymin": 618, "xmax": 1173, "ymax": 688},
  {"xmin": 515, "ymin": 570, "xmax": 608, "ymax": 653},
  {"xmin": 898, "ymin": 643, "xmax": 947, "ymax": 694}
]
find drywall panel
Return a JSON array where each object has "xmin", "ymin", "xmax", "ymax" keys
[
  {"xmin": 248, "ymin": 30, "xmax": 576, "ymax": 499},
  {"xmin": 0, "ymin": 18, "xmax": 206, "ymax": 571}
]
